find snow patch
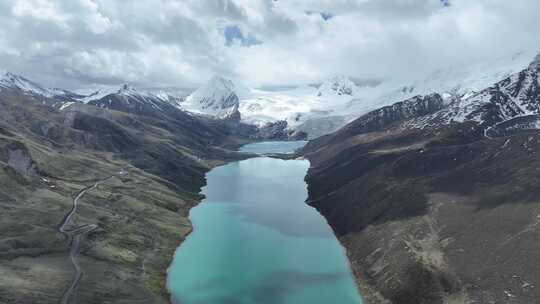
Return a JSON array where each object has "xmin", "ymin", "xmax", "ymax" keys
[{"xmin": 59, "ymin": 101, "xmax": 75, "ymax": 110}]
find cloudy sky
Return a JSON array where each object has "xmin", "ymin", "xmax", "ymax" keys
[{"xmin": 1, "ymin": 0, "xmax": 539, "ymax": 89}]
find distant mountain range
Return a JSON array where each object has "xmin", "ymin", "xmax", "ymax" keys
[{"xmin": 1, "ymin": 50, "xmax": 536, "ymax": 140}]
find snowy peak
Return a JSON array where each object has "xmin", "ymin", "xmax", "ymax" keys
[
  {"xmin": 83, "ymin": 83, "xmax": 178, "ymax": 116},
  {"xmin": 184, "ymin": 76, "xmax": 240, "ymax": 119},
  {"xmin": 0, "ymin": 71, "xmax": 51, "ymax": 96},
  {"xmin": 317, "ymin": 76, "xmax": 358, "ymax": 97},
  {"xmin": 0, "ymin": 71, "xmax": 98, "ymax": 104},
  {"xmin": 118, "ymin": 83, "xmax": 136, "ymax": 93},
  {"xmin": 115, "ymin": 84, "xmax": 153, "ymax": 99},
  {"xmin": 83, "ymin": 87, "xmax": 122, "ymax": 102},
  {"xmin": 406, "ymin": 60, "xmax": 540, "ymax": 130},
  {"xmin": 91, "ymin": 83, "xmax": 163, "ymax": 103},
  {"xmin": 76, "ymin": 84, "xmax": 153, "ymax": 104},
  {"xmin": 190, "ymin": 76, "xmax": 237, "ymax": 104},
  {"xmin": 74, "ymin": 87, "xmax": 118, "ymax": 103},
  {"xmin": 207, "ymin": 76, "xmax": 236, "ymax": 92}
]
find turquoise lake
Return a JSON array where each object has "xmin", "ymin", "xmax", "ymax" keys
[{"xmin": 167, "ymin": 141, "xmax": 362, "ymax": 304}]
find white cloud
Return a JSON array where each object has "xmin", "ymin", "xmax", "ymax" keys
[
  {"xmin": 79, "ymin": 0, "xmax": 113, "ymax": 34},
  {"xmin": 64, "ymin": 50, "xmax": 148, "ymax": 83},
  {"xmin": 12, "ymin": 0, "xmax": 70, "ymax": 30},
  {"xmin": 0, "ymin": 0, "xmax": 538, "ymax": 89}
]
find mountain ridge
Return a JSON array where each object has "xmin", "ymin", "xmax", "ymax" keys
[
  {"xmin": 300, "ymin": 51, "xmax": 540, "ymax": 304},
  {"xmin": 2, "ymin": 49, "xmax": 535, "ymax": 140}
]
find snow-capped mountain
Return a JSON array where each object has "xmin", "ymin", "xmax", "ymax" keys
[
  {"xmin": 302, "ymin": 51, "xmax": 540, "ymax": 171},
  {"xmin": 347, "ymin": 93, "xmax": 445, "ymax": 134},
  {"xmin": 294, "ymin": 50, "xmax": 538, "ymax": 137},
  {"xmin": 406, "ymin": 52, "xmax": 540, "ymax": 131},
  {"xmin": 355, "ymin": 51, "xmax": 536, "ymax": 110},
  {"xmin": 317, "ymin": 75, "xmax": 359, "ymax": 97},
  {"xmin": 71, "ymin": 86, "xmax": 183, "ymax": 105},
  {"xmin": 73, "ymin": 87, "xmax": 119, "ymax": 104},
  {"xmin": 239, "ymin": 85, "xmax": 318, "ymax": 127},
  {"xmin": 0, "ymin": 71, "xmax": 120, "ymax": 106},
  {"xmin": 0, "ymin": 71, "xmax": 56, "ymax": 97},
  {"xmin": 1, "ymin": 49, "xmax": 536, "ymax": 140},
  {"xmin": 0, "ymin": 70, "xmax": 234, "ymax": 122},
  {"xmin": 304, "ymin": 93, "xmax": 446, "ymax": 150},
  {"xmin": 79, "ymin": 84, "xmax": 184, "ymax": 117},
  {"xmin": 182, "ymin": 76, "xmax": 241, "ymax": 119},
  {"xmin": 237, "ymin": 76, "xmax": 362, "ymax": 129},
  {"xmin": 238, "ymin": 52, "xmax": 536, "ymax": 138},
  {"xmin": 151, "ymin": 89, "xmax": 185, "ymax": 107}
]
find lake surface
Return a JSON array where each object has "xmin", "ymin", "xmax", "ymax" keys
[{"xmin": 167, "ymin": 141, "xmax": 362, "ymax": 304}]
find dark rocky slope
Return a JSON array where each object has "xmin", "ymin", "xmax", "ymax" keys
[
  {"xmin": 306, "ymin": 93, "xmax": 445, "ymax": 152},
  {"xmin": 251, "ymin": 120, "xmax": 307, "ymax": 141},
  {"xmin": 302, "ymin": 55, "xmax": 540, "ymax": 304},
  {"xmin": 0, "ymin": 87, "xmax": 249, "ymax": 303}
]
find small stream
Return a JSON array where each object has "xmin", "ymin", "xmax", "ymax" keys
[{"xmin": 167, "ymin": 141, "xmax": 362, "ymax": 304}]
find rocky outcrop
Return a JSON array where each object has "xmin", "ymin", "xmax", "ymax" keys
[
  {"xmin": 250, "ymin": 120, "xmax": 307, "ymax": 141},
  {"xmin": 7, "ymin": 146, "xmax": 38, "ymax": 177}
]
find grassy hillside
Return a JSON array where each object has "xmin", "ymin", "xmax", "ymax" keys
[{"xmin": 0, "ymin": 89, "xmax": 248, "ymax": 303}]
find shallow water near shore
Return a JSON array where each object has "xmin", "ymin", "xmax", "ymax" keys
[{"xmin": 167, "ymin": 141, "xmax": 362, "ymax": 304}]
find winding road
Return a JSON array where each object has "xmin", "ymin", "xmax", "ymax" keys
[{"xmin": 57, "ymin": 169, "xmax": 126, "ymax": 304}]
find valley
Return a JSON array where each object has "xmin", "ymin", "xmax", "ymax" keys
[
  {"xmin": 1, "ymin": 51, "xmax": 540, "ymax": 304},
  {"xmin": 0, "ymin": 15, "xmax": 539, "ymax": 304}
]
